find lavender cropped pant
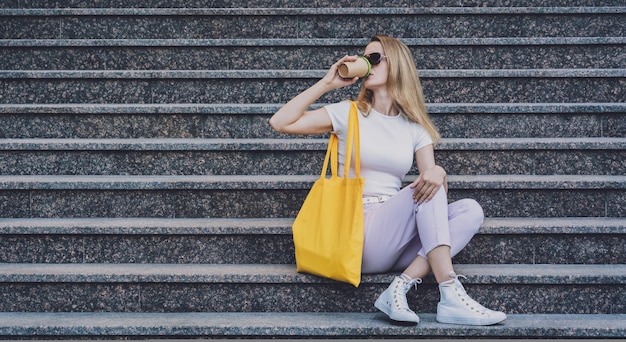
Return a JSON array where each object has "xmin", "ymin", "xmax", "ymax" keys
[{"xmin": 361, "ymin": 186, "xmax": 484, "ymax": 274}]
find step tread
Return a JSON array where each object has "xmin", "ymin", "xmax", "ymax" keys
[
  {"xmin": 1, "ymin": 102, "xmax": 624, "ymax": 114},
  {"xmin": 0, "ymin": 217, "xmax": 624, "ymax": 235},
  {"xmin": 0, "ymin": 263, "xmax": 623, "ymax": 284},
  {"xmin": 3, "ymin": 37, "xmax": 626, "ymax": 47},
  {"xmin": 3, "ymin": 6, "xmax": 625, "ymax": 16},
  {"xmin": 0, "ymin": 217, "xmax": 293, "ymax": 234},
  {"xmin": 0, "ymin": 174, "xmax": 623, "ymax": 190},
  {"xmin": 0, "ymin": 312, "xmax": 623, "ymax": 338},
  {"xmin": 2, "ymin": 68, "xmax": 625, "ymax": 79},
  {"xmin": 1, "ymin": 2, "xmax": 623, "ymax": 332},
  {"xmin": 0, "ymin": 137, "xmax": 623, "ymax": 150}
]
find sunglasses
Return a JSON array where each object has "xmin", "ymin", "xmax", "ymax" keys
[{"xmin": 363, "ymin": 52, "xmax": 387, "ymax": 66}]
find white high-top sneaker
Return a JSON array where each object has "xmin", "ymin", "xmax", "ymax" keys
[
  {"xmin": 436, "ymin": 273, "xmax": 507, "ymax": 326},
  {"xmin": 374, "ymin": 274, "xmax": 421, "ymax": 324}
]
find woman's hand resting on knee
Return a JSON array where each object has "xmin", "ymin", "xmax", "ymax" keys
[{"xmin": 410, "ymin": 165, "xmax": 447, "ymax": 204}]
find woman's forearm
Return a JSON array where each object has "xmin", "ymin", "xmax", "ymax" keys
[
  {"xmin": 269, "ymin": 55, "xmax": 360, "ymax": 134},
  {"xmin": 269, "ymin": 79, "xmax": 333, "ymax": 133}
]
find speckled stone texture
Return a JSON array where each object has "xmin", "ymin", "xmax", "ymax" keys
[
  {"xmin": 0, "ymin": 150, "xmax": 327, "ymax": 175},
  {"xmin": 0, "ymin": 188, "xmax": 307, "ymax": 218},
  {"xmin": 0, "ymin": 112, "xmax": 285, "ymax": 139},
  {"xmin": 0, "ymin": 217, "xmax": 623, "ymax": 265},
  {"xmin": 3, "ymin": 0, "xmax": 624, "ymax": 7},
  {"xmin": 2, "ymin": 8, "xmax": 624, "ymax": 39},
  {"xmin": 455, "ymin": 233, "xmax": 626, "ymax": 264},
  {"xmin": 0, "ymin": 104, "xmax": 623, "ymax": 139},
  {"xmin": 0, "ymin": 312, "xmax": 623, "ymax": 338},
  {"xmin": 2, "ymin": 73, "xmax": 625, "ymax": 104},
  {"xmin": 434, "ymin": 112, "xmax": 626, "ymax": 138},
  {"xmin": 0, "ymin": 1, "xmax": 624, "ymax": 338},
  {"xmin": 0, "ymin": 233, "xmax": 294, "ymax": 264},
  {"xmin": 433, "ymin": 139, "xmax": 626, "ymax": 175},
  {"xmin": 2, "ymin": 36, "xmax": 625, "ymax": 70},
  {"xmin": 0, "ymin": 264, "xmax": 622, "ymax": 314},
  {"xmin": 0, "ymin": 175, "xmax": 622, "ymax": 218},
  {"xmin": 449, "ymin": 188, "xmax": 616, "ymax": 218},
  {"xmin": 0, "ymin": 138, "xmax": 622, "ymax": 175}
]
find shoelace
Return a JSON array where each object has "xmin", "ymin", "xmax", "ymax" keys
[
  {"xmin": 394, "ymin": 276, "xmax": 422, "ymax": 311},
  {"xmin": 400, "ymin": 273, "xmax": 422, "ymax": 289},
  {"xmin": 404, "ymin": 277, "xmax": 422, "ymax": 292},
  {"xmin": 450, "ymin": 273, "xmax": 490, "ymax": 314}
]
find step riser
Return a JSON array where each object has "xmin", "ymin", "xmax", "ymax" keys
[
  {"xmin": 0, "ymin": 1, "xmax": 619, "ymax": 8},
  {"xmin": 0, "ymin": 233, "xmax": 623, "ymax": 265},
  {"xmin": 437, "ymin": 113, "xmax": 625, "ymax": 139},
  {"xmin": 0, "ymin": 1, "xmax": 623, "ymax": 335},
  {"xmin": 0, "ymin": 234, "xmax": 293, "ymax": 264},
  {"xmin": 439, "ymin": 150, "xmax": 626, "ymax": 176},
  {"xmin": 0, "ymin": 150, "xmax": 623, "ymax": 176},
  {"xmin": 3, "ymin": 14, "xmax": 623, "ymax": 39},
  {"xmin": 454, "ymin": 189, "xmax": 624, "ymax": 218},
  {"xmin": 0, "ymin": 113, "xmax": 622, "ymax": 139},
  {"xmin": 0, "ymin": 189, "xmax": 622, "ymax": 218},
  {"xmin": 457, "ymin": 234, "xmax": 626, "ymax": 264},
  {"xmin": 0, "ymin": 114, "xmax": 277, "ymax": 139},
  {"xmin": 0, "ymin": 151, "xmax": 326, "ymax": 176},
  {"xmin": 3, "ymin": 45, "xmax": 624, "ymax": 70},
  {"xmin": 0, "ymin": 282, "xmax": 622, "ymax": 314},
  {"xmin": 2, "ymin": 78, "xmax": 624, "ymax": 104}
]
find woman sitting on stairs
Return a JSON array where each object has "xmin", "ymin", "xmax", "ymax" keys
[{"xmin": 269, "ymin": 35, "xmax": 506, "ymax": 326}]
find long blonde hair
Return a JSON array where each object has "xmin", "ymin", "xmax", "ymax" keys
[{"xmin": 356, "ymin": 35, "xmax": 441, "ymax": 143}]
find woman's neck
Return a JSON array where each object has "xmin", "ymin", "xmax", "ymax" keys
[{"xmin": 371, "ymin": 91, "xmax": 399, "ymax": 116}]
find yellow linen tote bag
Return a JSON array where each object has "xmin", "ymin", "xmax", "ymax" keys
[{"xmin": 292, "ymin": 101, "xmax": 364, "ymax": 287}]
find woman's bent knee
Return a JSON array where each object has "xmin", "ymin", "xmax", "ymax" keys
[{"xmin": 455, "ymin": 198, "xmax": 484, "ymax": 233}]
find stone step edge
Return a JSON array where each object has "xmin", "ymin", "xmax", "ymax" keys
[
  {"xmin": 1, "ymin": 102, "xmax": 623, "ymax": 114},
  {"xmin": 0, "ymin": 137, "xmax": 623, "ymax": 151},
  {"xmin": 2, "ymin": 69, "xmax": 625, "ymax": 79},
  {"xmin": 0, "ymin": 174, "xmax": 624, "ymax": 190},
  {"xmin": 3, "ymin": 6, "xmax": 624, "ymax": 16},
  {"xmin": 0, "ymin": 312, "xmax": 623, "ymax": 338},
  {"xmin": 0, "ymin": 217, "xmax": 623, "ymax": 235},
  {"xmin": 0, "ymin": 263, "xmax": 622, "ymax": 285},
  {"xmin": 3, "ymin": 37, "xmax": 625, "ymax": 47}
]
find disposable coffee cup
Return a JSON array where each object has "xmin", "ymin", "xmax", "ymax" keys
[{"xmin": 338, "ymin": 56, "xmax": 371, "ymax": 78}]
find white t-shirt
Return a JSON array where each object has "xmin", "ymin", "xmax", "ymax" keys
[{"xmin": 325, "ymin": 101, "xmax": 433, "ymax": 197}]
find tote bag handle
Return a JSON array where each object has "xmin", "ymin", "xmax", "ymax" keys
[{"xmin": 321, "ymin": 101, "xmax": 360, "ymax": 179}]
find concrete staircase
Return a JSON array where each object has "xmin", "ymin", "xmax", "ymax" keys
[{"xmin": 0, "ymin": 1, "xmax": 625, "ymax": 339}]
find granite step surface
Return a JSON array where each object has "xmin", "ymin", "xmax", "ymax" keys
[
  {"xmin": 0, "ymin": 103, "xmax": 623, "ymax": 139},
  {"xmin": 1, "ymin": 0, "xmax": 622, "ymax": 8},
  {"xmin": 0, "ymin": 137, "xmax": 622, "ymax": 176},
  {"xmin": 2, "ymin": 7, "xmax": 624, "ymax": 39},
  {"xmin": 0, "ymin": 263, "xmax": 623, "ymax": 314},
  {"xmin": 0, "ymin": 1, "xmax": 623, "ymax": 339},
  {"xmin": 2, "ymin": 37, "xmax": 624, "ymax": 70},
  {"xmin": 0, "ymin": 174, "xmax": 623, "ymax": 218},
  {"xmin": 1, "ymin": 69, "xmax": 624, "ymax": 104},
  {"xmin": 0, "ymin": 312, "xmax": 624, "ymax": 338},
  {"xmin": 1, "ymin": 217, "xmax": 623, "ymax": 234},
  {"xmin": 0, "ymin": 7, "xmax": 626, "ymax": 39},
  {"xmin": 0, "ymin": 217, "xmax": 623, "ymax": 265}
]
